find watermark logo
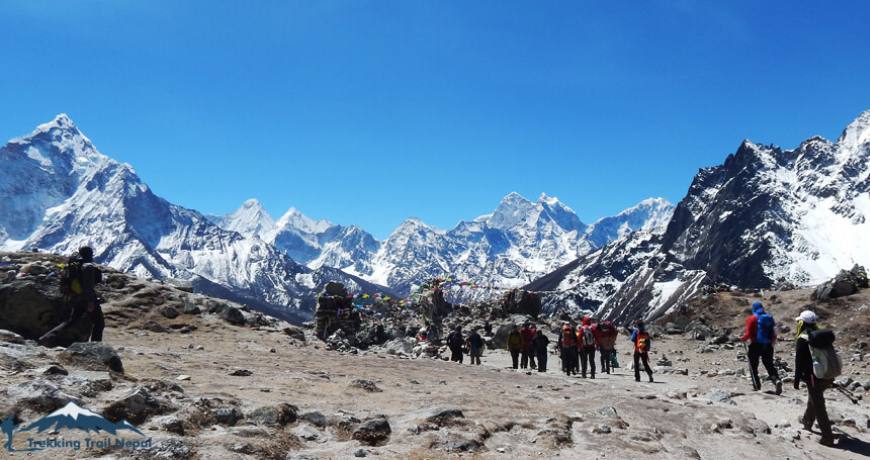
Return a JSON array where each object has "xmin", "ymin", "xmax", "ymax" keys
[{"xmin": 2, "ymin": 402, "xmax": 151, "ymax": 453}]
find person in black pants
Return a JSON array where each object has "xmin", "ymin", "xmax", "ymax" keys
[
  {"xmin": 532, "ymin": 330, "xmax": 550, "ymax": 372},
  {"xmin": 446, "ymin": 326, "xmax": 465, "ymax": 363},
  {"xmin": 793, "ymin": 310, "xmax": 834, "ymax": 447},
  {"xmin": 629, "ymin": 321, "xmax": 654, "ymax": 383},
  {"xmin": 507, "ymin": 325, "xmax": 523, "ymax": 369},
  {"xmin": 39, "ymin": 246, "xmax": 104, "ymax": 346}
]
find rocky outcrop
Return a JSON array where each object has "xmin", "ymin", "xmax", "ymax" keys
[
  {"xmin": 500, "ymin": 289, "xmax": 541, "ymax": 317},
  {"xmin": 0, "ymin": 275, "xmax": 92, "ymax": 346},
  {"xmin": 813, "ymin": 265, "xmax": 868, "ymax": 300}
]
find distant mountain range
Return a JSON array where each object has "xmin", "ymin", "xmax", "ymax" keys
[
  {"xmin": 5, "ymin": 109, "xmax": 866, "ymax": 323},
  {"xmin": 529, "ymin": 109, "xmax": 870, "ymax": 322}
]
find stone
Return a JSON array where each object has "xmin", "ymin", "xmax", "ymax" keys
[
  {"xmin": 229, "ymin": 369, "xmax": 253, "ymax": 377},
  {"xmin": 177, "ymin": 374, "xmax": 191, "ymax": 381},
  {"xmin": 183, "ymin": 397, "xmax": 244, "ymax": 428},
  {"xmin": 350, "ymin": 379, "xmax": 382, "ymax": 393},
  {"xmin": 103, "ymin": 387, "xmax": 174, "ymax": 425},
  {"xmin": 220, "ymin": 306, "xmax": 246, "ymax": 326},
  {"xmin": 423, "ymin": 407, "xmax": 465, "ymax": 427},
  {"xmin": 592, "ymin": 424, "xmax": 612, "ymax": 434},
  {"xmin": 352, "ymin": 416, "xmax": 391, "ymax": 446},
  {"xmin": 2, "ymin": 380, "xmax": 81, "ymax": 415},
  {"xmin": 283, "ymin": 325, "xmax": 306, "ymax": 342},
  {"xmin": 37, "ymin": 364, "xmax": 69, "ymax": 376},
  {"xmin": 500, "ymin": 289, "xmax": 541, "ymax": 317},
  {"xmin": 301, "ymin": 411, "xmax": 328, "ymax": 428},
  {"xmin": 813, "ymin": 265, "xmax": 868, "ymax": 300},
  {"xmin": 0, "ymin": 329, "xmax": 25, "ymax": 344},
  {"xmin": 0, "ymin": 280, "xmax": 92, "ymax": 346},
  {"xmin": 247, "ymin": 403, "xmax": 299, "ymax": 427},
  {"xmin": 59, "ymin": 342, "xmax": 124, "ymax": 373},
  {"xmin": 159, "ymin": 305, "xmax": 180, "ymax": 319},
  {"xmin": 19, "ymin": 262, "xmax": 49, "ymax": 275},
  {"xmin": 143, "ymin": 320, "xmax": 169, "ymax": 333},
  {"xmin": 136, "ymin": 438, "xmax": 193, "ymax": 459},
  {"xmin": 353, "ymin": 448, "xmax": 368, "ymax": 457}
]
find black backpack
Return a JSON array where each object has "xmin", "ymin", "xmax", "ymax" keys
[{"xmin": 60, "ymin": 255, "xmax": 85, "ymax": 296}]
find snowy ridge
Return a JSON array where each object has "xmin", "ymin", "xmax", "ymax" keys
[
  {"xmin": 215, "ymin": 190, "xmax": 673, "ymax": 301},
  {"xmin": 0, "ymin": 115, "xmax": 389, "ymax": 321},
  {"xmin": 531, "ymin": 108, "xmax": 870, "ymax": 322}
]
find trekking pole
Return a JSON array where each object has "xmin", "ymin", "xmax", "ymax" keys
[{"xmin": 832, "ymin": 383, "xmax": 861, "ymax": 405}]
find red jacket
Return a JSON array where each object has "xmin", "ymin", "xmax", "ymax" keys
[
  {"xmin": 520, "ymin": 327, "xmax": 535, "ymax": 349},
  {"xmin": 741, "ymin": 315, "xmax": 777, "ymax": 344}
]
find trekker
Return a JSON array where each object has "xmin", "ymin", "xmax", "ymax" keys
[
  {"xmin": 519, "ymin": 322, "xmax": 534, "ymax": 369},
  {"xmin": 577, "ymin": 316, "xmax": 597, "ymax": 378},
  {"xmin": 39, "ymin": 246, "xmax": 104, "ymax": 347},
  {"xmin": 794, "ymin": 310, "xmax": 835, "ymax": 447},
  {"xmin": 741, "ymin": 301, "xmax": 783, "ymax": 394},
  {"xmin": 507, "ymin": 325, "xmax": 523, "ymax": 369},
  {"xmin": 466, "ymin": 328, "xmax": 484, "ymax": 365},
  {"xmin": 597, "ymin": 319, "xmax": 618, "ymax": 374},
  {"xmin": 629, "ymin": 321, "xmax": 654, "ymax": 383},
  {"xmin": 528, "ymin": 323, "xmax": 538, "ymax": 369},
  {"xmin": 532, "ymin": 330, "xmax": 549, "ymax": 372},
  {"xmin": 446, "ymin": 326, "xmax": 465, "ymax": 363},
  {"xmin": 557, "ymin": 323, "xmax": 578, "ymax": 376}
]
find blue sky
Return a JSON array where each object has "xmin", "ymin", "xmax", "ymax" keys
[{"xmin": 1, "ymin": 1, "xmax": 869, "ymax": 238}]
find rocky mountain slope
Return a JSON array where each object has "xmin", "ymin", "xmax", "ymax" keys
[
  {"xmin": 216, "ymin": 193, "xmax": 673, "ymax": 300},
  {"xmin": 1, "ymin": 252, "xmax": 867, "ymax": 459},
  {"xmin": 531, "ymin": 109, "xmax": 870, "ymax": 322},
  {"xmin": 0, "ymin": 115, "xmax": 386, "ymax": 322}
]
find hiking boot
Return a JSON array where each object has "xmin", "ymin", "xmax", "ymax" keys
[
  {"xmin": 648, "ymin": 375, "xmax": 654, "ymax": 383},
  {"xmin": 799, "ymin": 416, "xmax": 813, "ymax": 431},
  {"xmin": 590, "ymin": 374, "xmax": 595, "ymax": 379},
  {"xmin": 819, "ymin": 435, "xmax": 835, "ymax": 447},
  {"xmin": 775, "ymin": 380, "xmax": 783, "ymax": 395}
]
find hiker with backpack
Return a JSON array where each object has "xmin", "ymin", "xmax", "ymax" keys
[
  {"xmin": 466, "ymin": 327, "xmax": 484, "ymax": 365},
  {"xmin": 629, "ymin": 320, "xmax": 654, "ymax": 383},
  {"xmin": 532, "ymin": 330, "xmax": 549, "ymax": 372},
  {"xmin": 39, "ymin": 246, "xmax": 104, "ymax": 347},
  {"xmin": 507, "ymin": 325, "xmax": 524, "ymax": 369},
  {"xmin": 596, "ymin": 319, "xmax": 618, "ymax": 374},
  {"xmin": 794, "ymin": 310, "xmax": 838, "ymax": 447},
  {"xmin": 446, "ymin": 326, "xmax": 465, "ymax": 364},
  {"xmin": 740, "ymin": 301, "xmax": 783, "ymax": 394},
  {"xmin": 577, "ymin": 316, "xmax": 598, "ymax": 378},
  {"xmin": 519, "ymin": 322, "xmax": 535, "ymax": 369},
  {"xmin": 556, "ymin": 322, "xmax": 578, "ymax": 376}
]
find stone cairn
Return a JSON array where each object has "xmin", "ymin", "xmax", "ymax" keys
[
  {"xmin": 314, "ymin": 282, "xmax": 361, "ymax": 340},
  {"xmin": 417, "ymin": 283, "xmax": 453, "ymax": 343}
]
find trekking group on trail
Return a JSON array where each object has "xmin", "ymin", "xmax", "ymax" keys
[{"xmin": 34, "ymin": 247, "xmax": 846, "ymax": 448}]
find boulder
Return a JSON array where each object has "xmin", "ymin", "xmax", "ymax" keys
[
  {"xmin": 247, "ymin": 403, "xmax": 298, "ymax": 427},
  {"xmin": 59, "ymin": 342, "xmax": 124, "ymax": 373},
  {"xmin": 324, "ymin": 282, "xmax": 349, "ymax": 297},
  {"xmin": 103, "ymin": 387, "xmax": 175, "ymax": 425},
  {"xmin": 220, "ymin": 306, "xmax": 246, "ymax": 326},
  {"xmin": 813, "ymin": 265, "xmax": 869, "ymax": 300},
  {"xmin": 159, "ymin": 305, "xmax": 180, "ymax": 319},
  {"xmin": 0, "ymin": 280, "xmax": 92, "ymax": 346},
  {"xmin": 283, "ymin": 326, "xmax": 306, "ymax": 342},
  {"xmin": 1, "ymin": 380, "xmax": 81, "ymax": 415},
  {"xmin": 500, "ymin": 289, "xmax": 541, "ymax": 318},
  {"xmin": 352, "ymin": 416, "xmax": 391, "ymax": 446}
]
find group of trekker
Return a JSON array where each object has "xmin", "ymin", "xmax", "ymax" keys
[
  {"xmin": 546, "ymin": 316, "xmax": 653, "ymax": 382},
  {"xmin": 37, "ymin": 247, "xmax": 842, "ymax": 447}
]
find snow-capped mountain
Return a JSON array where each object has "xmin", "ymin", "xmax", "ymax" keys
[
  {"xmin": 531, "ymin": 109, "xmax": 870, "ymax": 322},
  {"xmin": 0, "ymin": 115, "xmax": 387, "ymax": 322},
  {"xmin": 215, "ymin": 191, "xmax": 673, "ymax": 300}
]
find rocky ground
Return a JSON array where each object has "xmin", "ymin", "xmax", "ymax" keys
[{"xmin": 1, "ymin": 252, "xmax": 869, "ymax": 459}]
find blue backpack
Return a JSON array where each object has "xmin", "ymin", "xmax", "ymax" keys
[{"xmin": 756, "ymin": 313, "xmax": 775, "ymax": 344}]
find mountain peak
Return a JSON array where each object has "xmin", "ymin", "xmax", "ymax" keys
[
  {"xmin": 837, "ymin": 108, "xmax": 870, "ymax": 150},
  {"xmin": 241, "ymin": 198, "xmax": 264, "ymax": 209},
  {"xmin": 276, "ymin": 207, "xmax": 332, "ymax": 235}
]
